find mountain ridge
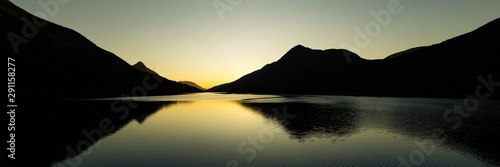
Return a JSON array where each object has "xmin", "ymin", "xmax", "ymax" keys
[
  {"xmin": 132, "ymin": 61, "xmax": 206, "ymax": 91},
  {"xmin": 178, "ymin": 81, "xmax": 206, "ymax": 91},
  {"xmin": 209, "ymin": 18, "xmax": 500, "ymax": 98},
  {"xmin": 133, "ymin": 61, "xmax": 160, "ymax": 76},
  {"xmin": 1, "ymin": 1, "xmax": 200, "ymax": 99}
]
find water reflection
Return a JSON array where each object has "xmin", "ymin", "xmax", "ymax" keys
[
  {"xmin": 240, "ymin": 102, "xmax": 360, "ymax": 141},
  {"xmin": 12, "ymin": 94, "xmax": 500, "ymax": 167},
  {"xmin": 240, "ymin": 97, "xmax": 500, "ymax": 166},
  {"xmin": 16, "ymin": 100, "xmax": 173, "ymax": 167}
]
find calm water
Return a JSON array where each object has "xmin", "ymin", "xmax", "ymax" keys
[{"xmin": 26, "ymin": 93, "xmax": 499, "ymax": 166}]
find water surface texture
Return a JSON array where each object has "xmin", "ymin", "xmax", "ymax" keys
[{"xmin": 41, "ymin": 93, "xmax": 499, "ymax": 166}]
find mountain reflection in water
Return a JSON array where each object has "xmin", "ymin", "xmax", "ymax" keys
[{"xmin": 13, "ymin": 94, "xmax": 500, "ymax": 167}]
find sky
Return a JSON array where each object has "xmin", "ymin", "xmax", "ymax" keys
[{"xmin": 11, "ymin": 0, "xmax": 500, "ymax": 89}]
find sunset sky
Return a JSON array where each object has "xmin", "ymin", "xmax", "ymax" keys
[{"xmin": 11, "ymin": 0, "xmax": 500, "ymax": 89}]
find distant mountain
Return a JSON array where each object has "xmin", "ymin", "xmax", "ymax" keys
[
  {"xmin": 210, "ymin": 18, "xmax": 500, "ymax": 98},
  {"xmin": 0, "ymin": 1, "xmax": 200, "ymax": 99},
  {"xmin": 132, "ymin": 62, "xmax": 205, "ymax": 91},
  {"xmin": 133, "ymin": 61, "xmax": 160, "ymax": 76},
  {"xmin": 178, "ymin": 81, "xmax": 206, "ymax": 91}
]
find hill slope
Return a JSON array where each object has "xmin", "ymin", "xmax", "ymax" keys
[
  {"xmin": 132, "ymin": 61, "xmax": 205, "ymax": 91},
  {"xmin": 133, "ymin": 61, "xmax": 160, "ymax": 76},
  {"xmin": 0, "ymin": 1, "xmax": 200, "ymax": 99},
  {"xmin": 178, "ymin": 81, "xmax": 206, "ymax": 91}
]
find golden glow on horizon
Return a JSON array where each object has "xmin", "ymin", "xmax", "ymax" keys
[{"xmin": 10, "ymin": 1, "xmax": 500, "ymax": 89}]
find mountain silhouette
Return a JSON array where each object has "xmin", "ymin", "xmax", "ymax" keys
[
  {"xmin": 0, "ymin": 1, "xmax": 200, "ymax": 99},
  {"xmin": 178, "ymin": 81, "xmax": 206, "ymax": 91},
  {"xmin": 210, "ymin": 18, "xmax": 500, "ymax": 98},
  {"xmin": 133, "ymin": 61, "xmax": 205, "ymax": 91},
  {"xmin": 133, "ymin": 61, "xmax": 160, "ymax": 76}
]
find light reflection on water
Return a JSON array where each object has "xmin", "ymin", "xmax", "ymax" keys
[{"xmin": 46, "ymin": 93, "xmax": 498, "ymax": 167}]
